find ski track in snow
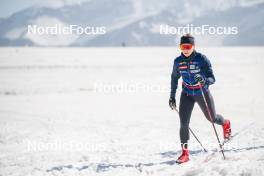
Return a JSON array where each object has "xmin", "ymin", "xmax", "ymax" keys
[{"xmin": 0, "ymin": 47, "xmax": 264, "ymax": 176}]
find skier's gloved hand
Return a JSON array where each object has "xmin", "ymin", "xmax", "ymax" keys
[
  {"xmin": 169, "ymin": 97, "xmax": 176, "ymax": 110},
  {"xmin": 194, "ymin": 74, "xmax": 206, "ymax": 84}
]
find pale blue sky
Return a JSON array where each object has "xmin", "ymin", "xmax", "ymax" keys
[
  {"xmin": 0, "ymin": 0, "xmax": 36, "ymax": 18},
  {"xmin": 0, "ymin": 0, "xmax": 89, "ymax": 18}
]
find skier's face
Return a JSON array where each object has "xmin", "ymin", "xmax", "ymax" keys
[{"xmin": 180, "ymin": 44, "xmax": 194, "ymax": 57}]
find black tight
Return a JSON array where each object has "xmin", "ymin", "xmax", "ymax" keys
[{"xmin": 179, "ymin": 90, "xmax": 224, "ymax": 144}]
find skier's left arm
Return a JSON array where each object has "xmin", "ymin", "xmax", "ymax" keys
[{"xmin": 201, "ymin": 55, "xmax": 215, "ymax": 85}]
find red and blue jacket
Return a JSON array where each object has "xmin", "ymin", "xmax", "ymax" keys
[{"xmin": 170, "ymin": 51, "xmax": 215, "ymax": 97}]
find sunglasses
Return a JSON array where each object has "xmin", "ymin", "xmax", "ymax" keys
[{"xmin": 180, "ymin": 44, "xmax": 193, "ymax": 50}]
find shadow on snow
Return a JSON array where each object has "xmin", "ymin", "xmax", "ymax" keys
[{"xmin": 46, "ymin": 145, "xmax": 264, "ymax": 173}]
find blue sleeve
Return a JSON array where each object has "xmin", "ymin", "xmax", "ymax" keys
[
  {"xmin": 170, "ymin": 59, "xmax": 181, "ymax": 98},
  {"xmin": 201, "ymin": 55, "xmax": 215, "ymax": 85}
]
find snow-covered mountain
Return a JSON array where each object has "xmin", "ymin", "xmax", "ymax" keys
[{"xmin": 0, "ymin": 0, "xmax": 263, "ymax": 46}]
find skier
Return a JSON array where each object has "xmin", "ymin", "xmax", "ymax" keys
[{"xmin": 169, "ymin": 34, "xmax": 231, "ymax": 164}]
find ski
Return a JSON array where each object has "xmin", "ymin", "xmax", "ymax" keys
[
  {"xmin": 222, "ymin": 122, "xmax": 254, "ymax": 146},
  {"xmin": 202, "ymin": 122, "xmax": 254, "ymax": 163}
]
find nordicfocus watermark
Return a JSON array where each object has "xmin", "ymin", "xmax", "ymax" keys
[
  {"xmin": 93, "ymin": 82, "xmax": 169, "ymax": 93},
  {"xmin": 160, "ymin": 24, "xmax": 238, "ymax": 36},
  {"xmin": 27, "ymin": 24, "xmax": 106, "ymax": 35},
  {"xmin": 24, "ymin": 139, "xmax": 256, "ymax": 153}
]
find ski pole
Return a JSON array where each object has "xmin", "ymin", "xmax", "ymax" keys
[
  {"xmin": 173, "ymin": 108, "xmax": 207, "ymax": 152},
  {"xmin": 198, "ymin": 83, "xmax": 226, "ymax": 159},
  {"xmin": 189, "ymin": 126, "xmax": 208, "ymax": 152}
]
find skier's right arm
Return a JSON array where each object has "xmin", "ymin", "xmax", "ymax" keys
[
  {"xmin": 169, "ymin": 60, "xmax": 181, "ymax": 109},
  {"xmin": 170, "ymin": 60, "xmax": 181, "ymax": 99}
]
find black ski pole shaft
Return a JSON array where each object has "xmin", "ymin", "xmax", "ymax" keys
[
  {"xmin": 174, "ymin": 108, "xmax": 207, "ymax": 152},
  {"xmin": 198, "ymin": 83, "xmax": 226, "ymax": 159},
  {"xmin": 189, "ymin": 127, "xmax": 207, "ymax": 152}
]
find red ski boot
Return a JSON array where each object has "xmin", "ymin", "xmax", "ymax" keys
[
  {"xmin": 223, "ymin": 119, "xmax": 231, "ymax": 140},
  {"xmin": 176, "ymin": 149, "xmax": 189, "ymax": 164}
]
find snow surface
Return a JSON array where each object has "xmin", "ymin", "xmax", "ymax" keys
[{"xmin": 0, "ymin": 47, "xmax": 264, "ymax": 176}]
